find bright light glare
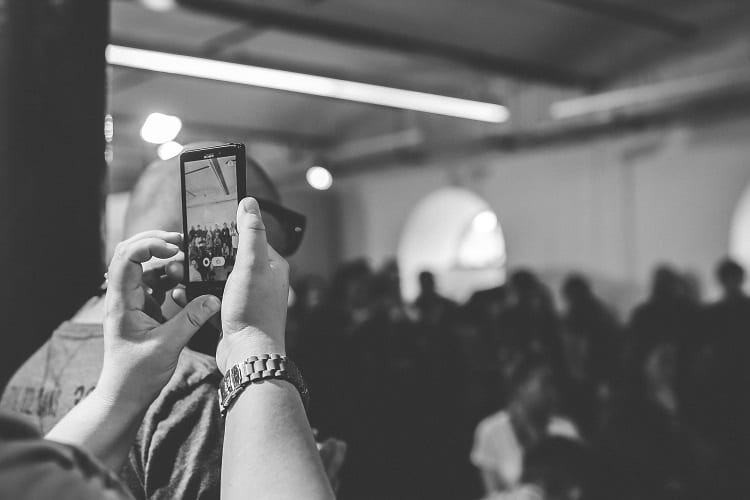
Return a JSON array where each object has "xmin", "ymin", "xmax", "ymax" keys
[
  {"xmin": 106, "ymin": 46, "xmax": 510, "ymax": 123},
  {"xmin": 141, "ymin": 0, "xmax": 176, "ymax": 11},
  {"xmin": 472, "ymin": 210, "xmax": 498, "ymax": 233},
  {"xmin": 140, "ymin": 112, "xmax": 182, "ymax": 144},
  {"xmin": 104, "ymin": 114, "xmax": 114, "ymax": 143},
  {"xmin": 157, "ymin": 141, "xmax": 183, "ymax": 160},
  {"xmin": 306, "ymin": 166, "xmax": 333, "ymax": 190},
  {"xmin": 458, "ymin": 229, "xmax": 506, "ymax": 269}
]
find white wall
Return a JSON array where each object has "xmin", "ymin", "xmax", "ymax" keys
[{"xmin": 332, "ymin": 114, "xmax": 750, "ymax": 314}]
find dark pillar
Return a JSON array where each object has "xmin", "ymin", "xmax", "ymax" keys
[{"xmin": 0, "ymin": 0, "xmax": 109, "ymax": 388}]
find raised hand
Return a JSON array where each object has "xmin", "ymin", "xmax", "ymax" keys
[
  {"xmin": 216, "ymin": 198, "xmax": 289, "ymax": 375},
  {"xmin": 99, "ymin": 230, "xmax": 221, "ymax": 406}
]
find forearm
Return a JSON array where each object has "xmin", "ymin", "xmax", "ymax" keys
[
  {"xmin": 45, "ymin": 388, "xmax": 147, "ymax": 472},
  {"xmin": 222, "ymin": 380, "xmax": 334, "ymax": 500}
]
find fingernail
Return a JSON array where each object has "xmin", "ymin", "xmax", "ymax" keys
[
  {"xmin": 204, "ymin": 295, "xmax": 221, "ymax": 312},
  {"xmin": 243, "ymin": 197, "xmax": 259, "ymax": 213}
]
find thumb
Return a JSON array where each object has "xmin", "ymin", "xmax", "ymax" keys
[
  {"xmin": 235, "ymin": 197, "xmax": 269, "ymax": 273},
  {"xmin": 160, "ymin": 294, "xmax": 221, "ymax": 346}
]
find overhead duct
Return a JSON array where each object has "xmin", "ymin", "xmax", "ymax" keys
[
  {"xmin": 550, "ymin": 66, "xmax": 750, "ymax": 119},
  {"xmin": 328, "ymin": 128, "xmax": 424, "ymax": 163}
]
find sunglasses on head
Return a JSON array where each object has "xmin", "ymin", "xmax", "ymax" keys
[{"xmin": 256, "ymin": 198, "xmax": 306, "ymax": 257}]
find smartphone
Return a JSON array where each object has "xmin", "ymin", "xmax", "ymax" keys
[{"xmin": 180, "ymin": 143, "xmax": 247, "ymax": 300}]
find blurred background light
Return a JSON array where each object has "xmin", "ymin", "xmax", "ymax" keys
[
  {"xmin": 104, "ymin": 114, "xmax": 113, "ymax": 143},
  {"xmin": 306, "ymin": 166, "xmax": 333, "ymax": 190},
  {"xmin": 472, "ymin": 210, "xmax": 498, "ymax": 233},
  {"xmin": 106, "ymin": 46, "xmax": 509, "ymax": 123},
  {"xmin": 140, "ymin": 112, "xmax": 182, "ymax": 144},
  {"xmin": 140, "ymin": 0, "xmax": 176, "ymax": 12},
  {"xmin": 157, "ymin": 141, "xmax": 183, "ymax": 160}
]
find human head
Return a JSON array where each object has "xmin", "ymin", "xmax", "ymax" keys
[
  {"xmin": 508, "ymin": 355, "xmax": 557, "ymax": 422},
  {"xmin": 522, "ymin": 437, "xmax": 594, "ymax": 500},
  {"xmin": 331, "ymin": 259, "xmax": 373, "ymax": 311},
  {"xmin": 418, "ymin": 271, "xmax": 435, "ymax": 294},
  {"xmin": 562, "ymin": 274, "xmax": 592, "ymax": 307},
  {"xmin": 124, "ymin": 141, "xmax": 280, "ymax": 239},
  {"xmin": 716, "ymin": 258, "xmax": 745, "ymax": 297},
  {"xmin": 649, "ymin": 265, "xmax": 682, "ymax": 301},
  {"xmin": 509, "ymin": 269, "xmax": 549, "ymax": 310}
]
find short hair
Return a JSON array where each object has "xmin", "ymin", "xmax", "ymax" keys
[
  {"xmin": 562, "ymin": 274, "xmax": 592, "ymax": 301},
  {"xmin": 418, "ymin": 271, "xmax": 435, "ymax": 288},
  {"xmin": 716, "ymin": 258, "xmax": 745, "ymax": 284}
]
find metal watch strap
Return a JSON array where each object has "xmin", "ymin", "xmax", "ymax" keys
[{"xmin": 218, "ymin": 354, "xmax": 309, "ymax": 417}]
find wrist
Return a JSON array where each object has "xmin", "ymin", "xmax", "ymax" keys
[
  {"xmin": 86, "ymin": 385, "xmax": 152, "ymax": 421},
  {"xmin": 94, "ymin": 370, "xmax": 160, "ymax": 414},
  {"xmin": 218, "ymin": 328, "xmax": 285, "ymax": 375}
]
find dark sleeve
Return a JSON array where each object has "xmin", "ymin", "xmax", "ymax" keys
[
  {"xmin": 0, "ymin": 413, "xmax": 133, "ymax": 500},
  {"xmin": 124, "ymin": 381, "xmax": 223, "ymax": 500}
]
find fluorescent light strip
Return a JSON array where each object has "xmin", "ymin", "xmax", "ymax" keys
[{"xmin": 106, "ymin": 45, "xmax": 509, "ymax": 123}]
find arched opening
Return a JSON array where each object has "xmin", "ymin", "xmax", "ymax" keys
[
  {"xmin": 730, "ymin": 183, "xmax": 750, "ymax": 273},
  {"xmin": 397, "ymin": 187, "xmax": 506, "ymax": 303}
]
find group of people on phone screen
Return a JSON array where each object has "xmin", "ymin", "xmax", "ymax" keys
[{"xmin": 187, "ymin": 222, "xmax": 239, "ymax": 281}]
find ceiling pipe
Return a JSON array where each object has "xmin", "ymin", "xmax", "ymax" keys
[{"xmin": 551, "ymin": 66, "xmax": 750, "ymax": 119}]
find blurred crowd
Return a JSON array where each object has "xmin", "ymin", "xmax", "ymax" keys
[{"xmin": 287, "ymin": 257, "xmax": 750, "ymax": 500}]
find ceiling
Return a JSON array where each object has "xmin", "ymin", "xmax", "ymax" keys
[{"xmin": 108, "ymin": 0, "xmax": 750, "ymax": 190}]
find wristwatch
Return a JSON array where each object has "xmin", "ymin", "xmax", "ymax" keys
[{"xmin": 218, "ymin": 354, "xmax": 309, "ymax": 417}]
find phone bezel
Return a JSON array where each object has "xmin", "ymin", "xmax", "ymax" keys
[{"xmin": 180, "ymin": 143, "xmax": 247, "ymax": 300}]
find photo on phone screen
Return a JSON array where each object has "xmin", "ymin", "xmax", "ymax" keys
[{"xmin": 182, "ymin": 151, "xmax": 242, "ymax": 285}]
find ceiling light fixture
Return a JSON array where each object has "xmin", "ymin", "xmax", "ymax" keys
[
  {"xmin": 472, "ymin": 210, "xmax": 498, "ymax": 233},
  {"xmin": 306, "ymin": 166, "xmax": 333, "ymax": 190},
  {"xmin": 106, "ymin": 45, "xmax": 510, "ymax": 123},
  {"xmin": 140, "ymin": 112, "xmax": 182, "ymax": 144},
  {"xmin": 140, "ymin": 0, "xmax": 176, "ymax": 11},
  {"xmin": 157, "ymin": 141, "xmax": 184, "ymax": 160}
]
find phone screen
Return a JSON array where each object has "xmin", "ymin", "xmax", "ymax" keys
[{"xmin": 183, "ymin": 153, "xmax": 240, "ymax": 284}]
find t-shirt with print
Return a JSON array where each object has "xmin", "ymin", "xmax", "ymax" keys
[
  {"xmin": 470, "ymin": 410, "xmax": 578, "ymax": 490},
  {"xmin": 0, "ymin": 321, "xmax": 224, "ymax": 500}
]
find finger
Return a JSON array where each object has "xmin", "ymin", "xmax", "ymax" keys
[
  {"xmin": 169, "ymin": 287, "xmax": 221, "ymax": 332},
  {"xmin": 108, "ymin": 238, "xmax": 181, "ymax": 310},
  {"xmin": 142, "ymin": 250, "xmax": 184, "ymax": 275},
  {"xmin": 166, "ymin": 260, "xmax": 184, "ymax": 283},
  {"xmin": 171, "ymin": 285, "xmax": 188, "ymax": 308},
  {"xmin": 159, "ymin": 295, "xmax": 221, "ymax": 347},
  {"xmin": 122, "ymin": 230, "xmax": 182, "ymax": 247},
  {"xmin": 234, "ymin": 197, "xmax": 268, "ymax": 272}
]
